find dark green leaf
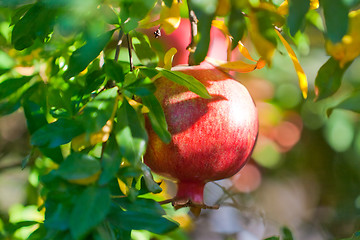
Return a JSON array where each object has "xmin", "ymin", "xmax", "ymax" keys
[
  {"xmin": 104, "ymin": 59, "xmax": 125, "ymax": 83},
  {"xmin": 30, "ymin": 118, "xmax": 84, "ymax": 148},
  {"xmin": 228, "ymin": 9, "xmax": 247, "ymax": 49},
  {"xmin": 321, "ymin": 0, "xmax": 349, "ymax": 43},
  {"xmin": 126, "ymin": 77, "xmax": 156, "ymax": 96},
  {"xmin": 140, "ymin": 163, "xmax": 162, "ymax": 194},
  {"xmin": 94, "ymin": 222, "xmax": 117, "ymax": 240},
  {"xmin": 70, "ymin": 186, "xmax": 111, "ymax": 239},
  {"xmin": 189, "ymin": 0, "xmax": 217, "ymax": 64},
  {"xmin": 159, "ymin": 69, "xmax": 211, "ymax": 99},
  {"xmin": 78, "ymin": 87, "xmax": 118, "ymax": 134},
  {"xmin": 163, "ymin": 0, "xmax": 173, "ymax": 8},
  {"xmin": 287, "ymin": 0, "xmax": 310, "ymax": 36},
  {"xmin": 282, "ymin": 226, "xmax": 294, "ymax": 240},
  {"xmin": 99, "ymin": 136, "xmax": 123, "ymax": 185},
  {"xmin": 22, "ymin": 99, "xmax": 64, "ymax": 163},
  {"xmin": 115, "ymin": 99, "xmax": 148, "ymax": 163},
  {"xmin": 44, "ymin": 203, "xmax": 71, "ymax": 231},
  {"xmin": 315, "ymin": 57, "xmax": 352, "ymax": 100},
  {"xmin": 264, "ymin": 237, "xmax": 280, "ymax": 240},
  {"xmin": 113, "ymin": 197, "xmax": 165, "ymax": 215},
  {"xmin": 11, "ymin": 3, "xmax": 56, "ymax": 50},
  {"xmin": 255, "ymin": 10, "xmax": 279, "ymax": 46},
  {"xmin": 142, "ymin": 94, "xmax": 171, "ymax": 143},
  {"xmin": 64, "ymin": 30, "xmax": 114, "ymax": 79},
  {"xmin": 130, "ymin": 31, "xmax": 158, "ymax": 67},
  {"xmin": 108, "ymin": 209, "xmax": 178, "ymax": 234},
  {"xmin": 57, "ymin": 153, "xmax": 101, "ymax": 181},
  {"xmin": 0, "ymin": 76, "xmax": 32, "ymax": 100},
  {"xmin": 27, "ymin": 224, "xmax": 47, "ymax": 240}
]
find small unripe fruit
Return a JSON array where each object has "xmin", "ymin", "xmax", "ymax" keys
[{"xmin": 144, "ymin": 63, "xmax": 258, "ymax": 208}]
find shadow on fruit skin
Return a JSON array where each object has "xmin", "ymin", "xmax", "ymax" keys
[{"xmin": 165, "ymin": 94, "xmax": 227, "ymax": 135}]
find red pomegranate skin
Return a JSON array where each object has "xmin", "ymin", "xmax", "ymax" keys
[{"xmin": 144, "ymin": 63, "xmax": 258, "ymax": 204}]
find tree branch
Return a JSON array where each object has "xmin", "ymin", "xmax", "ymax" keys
[
  {"xmin": 126, "ymin": 34, "xmax": 134, "ymax": 71},
  {"xmin": 114, "ymin": 29, "xmax": 124, "ymax": 62},
  {"xmin": 186, "ymin": 0, "xmax": 198, "ymax": 66},
  {"xmin": 0, "ymin": 162, "xmax": 22, "ymax": 173}
]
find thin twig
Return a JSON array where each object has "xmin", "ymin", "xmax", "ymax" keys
[
  {"xmin": 126, "ymin": 34, "xmax": 134, "ymax": 71},
  {"xmin": 0, "ymin": 162, "xmax": 22, "ymax": 173},
  {"xmin": 186, "ymin": 0, "xmax": 198, "ymax": 66},
  {"xmin": 158, "ymin": 198, "xmax": 174, "ymax": 205},
  {"xmin": 114, "ymin": 29, "xmax": 124, "ymax": 62}
]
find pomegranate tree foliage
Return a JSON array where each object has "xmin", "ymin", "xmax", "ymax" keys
[{"xmin": 1, "ymin": 0, "xmax": 360, "ymax": 239}]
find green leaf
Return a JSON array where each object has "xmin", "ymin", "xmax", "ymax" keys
[
  {"xmin": 94, "ymin": 222, "xmax": 117, "ymax": 240},
  {"xmin": 70, "ymin": 186, "xmax": 111, "ymax": 239},
  {"xmin": 228, "ymin": 9, "xmax": 247, "ymax": 49},
  {"xmin": 113, "ymin": 197, "xmax": 165, "ymax": 216},
  {"xmin": 130, "ymin": 31, "xmax": 158, "ymax": 67},
  {"xmin": 141, "ymin": 94, "xmax": 171, "ymax": 143},
  {"xmin": 140, "ymin": 163, "xmax": 162, "ymax": 194},
  {"xmin": 115, "ymin": 99, "xmax": 148, "ymax": 163},
  {"xmin": 64, "ymin": 30, "xmax": 114, "ymax": 79},
  {"xmin": 0, "ymin": 76, "xmax": 32, "ymax": 100},
  {"xmin": 321, "ymin": 0, "xmax": 349, "ymax": 43},
  {"xmin": 189, "ymin": 0, "xmax": 217, "ymax": 64},
  {"xmin": 30, "ymin": 118, "xmax": 84, "ymax": 148},
  {"xmin": 126, "ymin": 77, "xmax": 156, "ymax": 96},
  {"xmin": 22, "ymin": 99, "xmax": 64, "ymax": 163},
  {"xmin": 282, "ymin": 226, "xmax": 294, "ymax": 240},
  {"xmin": 44, "ymin": 203, "xmax": 71, "ymax": 231},
  {"xmin": 78, "ymin": 87, "xmax": 118, "ymax": 134},
  {"xmin": 315, "ymin": 57, "xmax": 352, "ymax": 100},
  {"xmin": 108, "ymin": 209, "xmax": 178, "ymax": 234},
  {"xmin": 287, "ymin": 0, "xmax": 310, "ymax": 36},
  {"xmin": 57, "ymin": 153, "xmax": 101, "ymax": 181},
  {"xmin": 11, "ymin": 3, "xmax": 56, "ymax": 50},
  {"xmin": 98, "ymin": 136, "xmax": 123, "ymax": 185},
  {"xmin": 159, "ymin": 69, "xmax": 211, "ymax": 99},
  {"xmin": 329, "ymin": 91, "xmax": 360, "ymax": 114},
  {"xmin": 120, "ymin": 0, "xmax": 157, "ymax": 33},
  {"xmin": 104, "ymin": 59, "xmax": 125, "ymax": 83}
]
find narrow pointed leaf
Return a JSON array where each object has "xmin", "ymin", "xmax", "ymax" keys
[
  {"xmin": 159, "ymin": 69, "xmax": 211, "ymax": 99},
  {"xmin": 275, "ymin": 30, "xmax": 308, "ymax": 98},
  {"xmin": 314, "ymin": 57, "xmax": 352, "ymax": 100},
  {"xmin": 142, "ymin": 94, "xmax": 171, "ymax": 144},
  {"xmin": 115, "ymin": 99, "xmax": 148, "ymax": 163}
]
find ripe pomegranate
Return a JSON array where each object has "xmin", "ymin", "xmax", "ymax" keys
[{"xmin": 144, "ymin": 63, "xmax": 258, "ymax": 210}]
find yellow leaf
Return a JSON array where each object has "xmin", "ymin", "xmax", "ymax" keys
[
  {"xmin": 206, "ymin": 57, "xmax": 259, "ymax": 73},
  {"xmin": 248, "ymin": 12, "xmax": 276, "ymax": 64},
  {"xmin": 68, "ymin": 171, "xmax": 101, "ymax": 185},
  {"xmin": 140, "ymin": 0, "xmax": 181, "ymax": 34},
  {"xmin": 117, "ymin": 178, "xmax": 129, "ymax": 196},
  {"xmin": 215, "ymin": 0, "xmax": 231, "ymax": 16},
  {"xmin": 326, "ymin": 10, "xmax": 360, "ymax": 68},
  {"xmin": 212, "ymin": 20, "xmax": 230, "ymax": 36},
  {"xmin": 160, "ymin": 0, "xmax": 181, "ymax": 34},
  {"xmin": 163, "ymin": 47, "xmax": 177, "ymax": 69},
  {"xmin": 238, "ymin": 41, "xmax": 257, "ymax": 62},
  {"xmin": 275, "ymin": 29, "xmax": 308, "ymax": 98}
]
